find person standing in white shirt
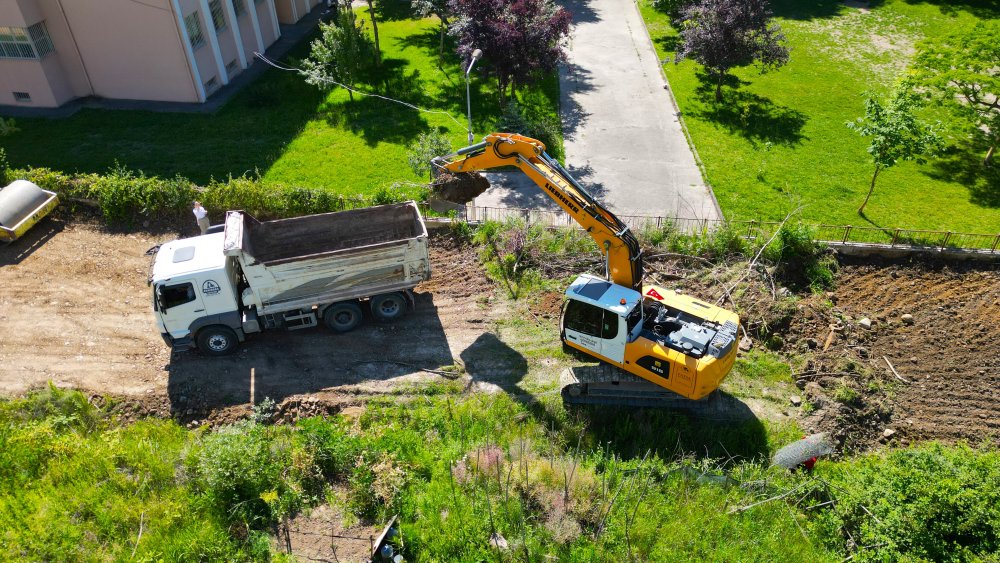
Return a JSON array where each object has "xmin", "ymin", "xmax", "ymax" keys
[{"xmin": 193, "ymin": 201, "xmax": 210, "ymax": 235}]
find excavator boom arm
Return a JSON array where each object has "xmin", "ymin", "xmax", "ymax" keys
[{"xmin": 434, "ymin": 133, "xmax": 643, "ymax": 289}]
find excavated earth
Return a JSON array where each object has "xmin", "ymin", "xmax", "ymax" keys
[{"xmin": 1, "ymin": 219, "xmax": 999, "ymax": 450}]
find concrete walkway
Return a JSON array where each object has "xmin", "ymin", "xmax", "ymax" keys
[{"xmin": 475, "ymin": 0, "xmax": 721, "ymax": 222}]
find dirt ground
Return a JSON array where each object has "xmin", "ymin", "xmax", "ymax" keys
[
  {"xmin": 2, "ymin": 220, "xmax": 998, "ymax": 449},
  {"xmin": 0, "ymin": 219, "xmax": 499, "ymax": 427}
]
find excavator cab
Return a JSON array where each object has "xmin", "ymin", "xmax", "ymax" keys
[{"xmin": 560, "ymin": 274, "xmax": 643, "ymax": 364}]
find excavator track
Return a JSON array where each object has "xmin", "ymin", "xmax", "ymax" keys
[{"xmin": 560, "ymin": 364, "xmax": 755, "ymax": 421}]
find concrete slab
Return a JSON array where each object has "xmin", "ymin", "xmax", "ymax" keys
[{"xmin": 474, "ymin": 0, "xmax": 722, "ymax": 222}]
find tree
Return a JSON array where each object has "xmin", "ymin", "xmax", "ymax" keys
[
  {"xmin": 846, "ymin": 88, "xmax": 942, "ymax": 215},
  {"xmin": 301, "ymin": 11, "xmax": 375, "ymax": 102},
  {"xmin": 674, "ymin": 0, "xmax": 789, "ymax": 102},
  {"xmin": 448, "ymin": 0, "xmax": 571, "ymax": 102},
  {"xmin": 407, "ymin": 130, "xmax": 453, "ymax": 179},
  {"xmin": 412, "ymin": 0, "xmax": 453, "ymax": 62},
  {"xmin": 911, "ymin": 21, "xmax": 1000, "ymax": 165},
  {"xmin": 365, "ymin": 0, "xmax": 382, "ymax": 66}
]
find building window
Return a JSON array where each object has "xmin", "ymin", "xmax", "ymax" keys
[
  {"xmin": 205, "ymin": 77, "xmax": 220, "ymax": 93},
  {"xmin": 184, "ymin": 13, "xmax": 205, "ymax": 49},
  {"xmin": 232, "ymin": 0, "xmax": 247, "ymax": 16},
  {"xmin": 13, "ymin": 92, "xmax": 31, "ymax": 103},
  {"xmin": 0, "ymin": 22, "xmax": 54, "ymax": 60},
  {"xmin": 208, "ymin": 0, "xmax": 227, "ymax": 32},
  {"xmin": 225, "ymin": 59, "xmax": 238, "ymax": 76}
]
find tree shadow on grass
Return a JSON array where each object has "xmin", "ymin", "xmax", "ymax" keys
[
  {"xmin": 691, "ymin": 74, "xmax": 808, "ymax": 147},
  {"xmin": 769, "ymin": 0, "xmax": 850, "ymax": 20},
  {"xmin": 924, "ymin": 139, "xmax": 1000, "ymax": 209},
  {"xmin": 894, "ymin": 0, "xmax": 1000, "ymax": 19},
  {"xmin": 318, "ymin": 58, "xmax": 431, "ymax": 146},
  {"xmin": 370, "ymin": 0, "xmax": 416, "ymax": 21}
]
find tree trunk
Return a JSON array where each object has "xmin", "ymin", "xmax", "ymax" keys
[
  {"xmin": 366, "ymin": 0, "xmax": 381, "ymax": 66},
  {"xmin": 438, "ymin": 17, "xmax": 448, "ymax": 63},
  {"xmin": 858, "ymin": 165, "xmax": 881, "ymax": 215},
  {"xmin": 985, "ymin": 145, "xmax": 995, "ymax": 166}
]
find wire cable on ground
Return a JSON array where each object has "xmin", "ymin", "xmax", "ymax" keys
[{"xmin": 253, "ymin": 52, "xmax": 466, "ymax": 128}]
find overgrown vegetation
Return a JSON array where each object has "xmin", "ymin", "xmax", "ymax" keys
[
  {"xmin": 14, "ymin": 165, "xmax": 413, "ymax": 228},
  {"xmin": 3, "ymin": 384, "xmax": 997, "ymax": 560}
]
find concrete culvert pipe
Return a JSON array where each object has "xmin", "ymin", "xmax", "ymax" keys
[{"xmin": 0, "ymin": 181, "xmax": 53, "ymax": 228}]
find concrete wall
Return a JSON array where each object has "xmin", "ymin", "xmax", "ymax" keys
[
  {"xmin": 274, "ymin": 0, "xmax": 296, "ymax": 25},
  {"xmin": 58, "ymin": 0, "xmax": 200, "ymax": 102},
  {"xmin": 256, "ymin": 0, "xmax": 279, "ymax": 47},
  {"xmin": 0, "ymin": 0, "xmax": 285, "ymax": 107}
]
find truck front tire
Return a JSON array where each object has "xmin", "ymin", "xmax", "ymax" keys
[
  {"xmin": 324, "ymin": 302, "xmax": 363, "ymax": 332},
  {"xmin": 197, "ymin": 326, "xmax": 238, "ymax": 356},
  {"xmin": 370, "ymin": 292, "xmax": 407, "ymax": 322}
]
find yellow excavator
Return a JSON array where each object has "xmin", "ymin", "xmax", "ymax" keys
[{"xmin": 434, "ymin": 133, "xmax": 741, "ymax": 409}]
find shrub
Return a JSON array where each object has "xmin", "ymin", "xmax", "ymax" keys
[
  {"xmin": 0, "ymin": 147, "xmax": 8, "ymax": 185},
  {"xmin": 407, "ymin": 130, "xmax": 453, "ymax": 179},
  {"xmin": 813, "ymin": 443, "xmax": 1000, "ymax": 562},
  {"xmin": 497, "ymin": 100, "xmax": 562, "ymax": 151},
  {"xmin": 187, "ymin": 421, "xmax": 321, "ymax": 527},
  {"xmin": 766, "ymin": 222, "xmax": 837, "ymax": 291}
]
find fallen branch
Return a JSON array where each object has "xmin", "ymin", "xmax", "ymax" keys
[
  {"xmin": 131, "ymin": 512, "xmax": 145, "ymax": 559},
  {"xmin": 882, "ymin": 356, "xmax": 910, "ymax": 384},
  {"xmin": 644, "ymin": 252, "xmax": 715, "ymax": 267},
  {"xmin": 349, "ymin": 360, "xmax": 463, "ymax": 378},
  {"xmin": 793, "ymin": 371, "xmax": 861, "ymax": 380},
  {"xmin": 728, "ymin": 481, "xmax": 812, "ymax": 514}
]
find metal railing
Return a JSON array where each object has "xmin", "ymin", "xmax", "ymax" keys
[{"xmin": 449, "ymin": 205, "xmax": 1000, "ymax": 254}]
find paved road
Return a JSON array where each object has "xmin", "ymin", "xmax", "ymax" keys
[{"xmin": 475, "ymin": 0, "xmax": 721, "ymax": 222}]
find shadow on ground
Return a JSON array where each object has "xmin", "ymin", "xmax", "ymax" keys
[
  {"xmin": 692, "ymin": 74, "xmax": 808, "ymax": 147},
  {"xmin": 166, "ymin": 292, "xmax": 455, "ymax": 415},
  {"xmin": 924, "ymin": 139, "xmax": 1000, "ymax": 209},
  {"xmin": 0, "ymin": 216, "xmax": 64, "ymax": 267}
]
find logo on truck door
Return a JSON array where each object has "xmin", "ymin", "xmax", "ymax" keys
[{"xmin": 202, "ymin": 280, "xmax": 221, "ymax": 296}]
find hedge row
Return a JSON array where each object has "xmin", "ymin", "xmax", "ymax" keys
[{"xmin": 10, "ymin": 165, "xmax": 419, "ymax": 227}]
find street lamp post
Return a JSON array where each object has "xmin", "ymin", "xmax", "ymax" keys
[{"xmin": 465, "ymin": 49, "xmax": 483, "ymax": 145}]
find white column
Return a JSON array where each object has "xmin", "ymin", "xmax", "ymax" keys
[
  {"xmin": 266, "ymin": 0, "xmax": 280, "ymax": 40},
  {"xmin": 246, "ymin": 0, "xmax": 265, "ymax": 54},
  {"xmin": 290, "ymin": 0, "xmax": 299, "ymax": 22},
  {"xmin": 221, "ymin": 0, "xmax": 248, "ymax": 69},
  {"xmin": 198, "ymin": 0, "xmax": 229, "ymax": 85},
  {"xmin": 170, "ymin": 0, "xmax": 206, "ymax": 102}
]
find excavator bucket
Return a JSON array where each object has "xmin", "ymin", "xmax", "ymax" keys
[{"xmin": 430, "ymin": 171, "xmax": 490, "ymax": 204}]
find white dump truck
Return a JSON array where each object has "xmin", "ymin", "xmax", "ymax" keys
[{"xmin": 148, "ymin": 201, "xmax": 430, "ymax": 355}]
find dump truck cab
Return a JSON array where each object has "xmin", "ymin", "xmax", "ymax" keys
[{"xmin": 151, "ymin": 232, "xmax": 243, "ymax": 351}]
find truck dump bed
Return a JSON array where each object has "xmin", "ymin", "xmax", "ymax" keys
[{"xmin": 223, "ymin": 202, "xmax": 431, "ymax": 315}]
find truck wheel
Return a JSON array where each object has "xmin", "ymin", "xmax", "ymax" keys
[
  {"xmin": 197, "ymin": 326, "xmax": 238, "ymax": 356},
  {"xmin": 324, "ymin": 302, "xmax": 363, "ymax": 332},
  {"xmin": 370, "ymin": 292, "xmax": 407, "ymax": 322}
]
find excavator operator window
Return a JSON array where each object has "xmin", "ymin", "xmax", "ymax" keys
[
  {"xmin": 566, "ymin": 299, "xmax": 619, "ymax": 340},
  {"xmin": 564, "ymin": 300, "xmax": 602, "ymax": 337}
]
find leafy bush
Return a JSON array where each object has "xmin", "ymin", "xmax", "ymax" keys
[
  {"xmin": 10, "ymin": 165, "xmax": 411, "ymax": 227},
  {"xmin": 187, "ymin": 420, "xmax": 322, "ymax": 527},
  {"xmin": 497, "ymin": 100, "xmax": 562, "ymax": 152},
  {"xmin": 813, "ymin": 443, "xmax": 1000, "ymax": 562},
  {"xmin": 765, "ymin": 222, "xmax": 837, "ymax": 291},
  {"xmin": 0, "ymin": 117, "xmax": 18, "ymax": 137},
  {"xmin": 407, "ymin": 130, "xmax": 453, "ymax": 179},
  {"xmin": 0, "ymin": 147, "xmax": 8, "ymax": 185}
]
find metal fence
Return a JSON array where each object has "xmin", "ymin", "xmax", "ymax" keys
[{"xmin": 454, "ymin": 205, "xmax": 1000, "ymax": 254}]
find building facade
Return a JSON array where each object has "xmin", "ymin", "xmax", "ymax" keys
[{"xmin": 0, "ymin": 0, "xmax": 320, "ymax": 108}]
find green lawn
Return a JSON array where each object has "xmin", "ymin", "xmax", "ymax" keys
[
  {"xmin": 1, "ymin": 7, "xmax": 561, "ymax": 198},
  {"xmin": 640, "ymin": 0, "xmax": 1000, "ymax": 232}
]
